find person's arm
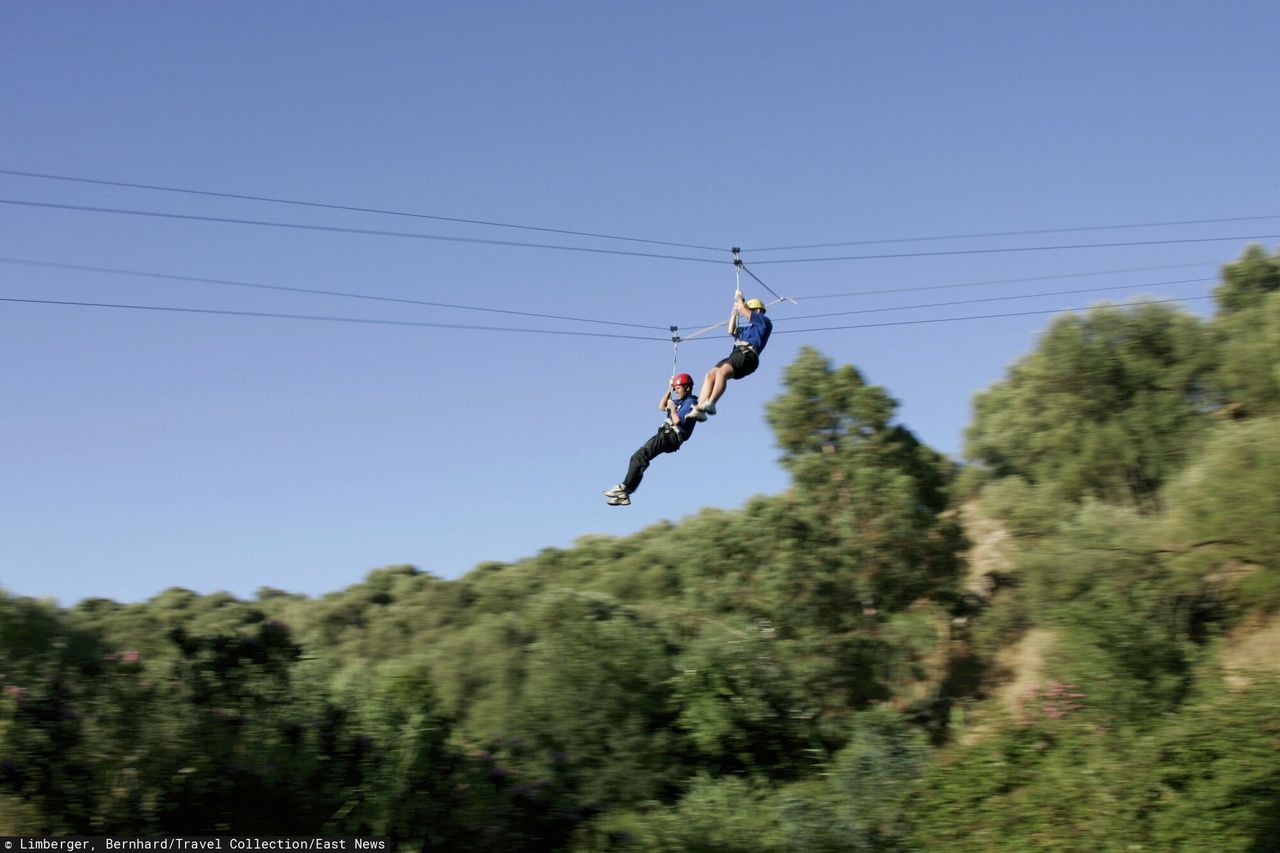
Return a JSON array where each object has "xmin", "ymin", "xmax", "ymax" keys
[
  {"xmin": 661, "ymin": 387, "xmax": 684, "ymax": 425},
  {"xmin": 729, "ymin": 290, "xmax": 744, "ymax": 335}
]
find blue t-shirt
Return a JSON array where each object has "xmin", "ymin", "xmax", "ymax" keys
[
  {"xmin": 672, "ymin": 393, "xmax": 699, "ymax": 440},
  {"xmin": 734, "ymin": 311, "xmax": 772, "ymax": 353}
]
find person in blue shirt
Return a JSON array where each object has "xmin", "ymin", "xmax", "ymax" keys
[
  {"xmin": 604, "ymin": 373, "xmax": 699, "ymax": 506},
  {"xmin": 686, "ymin": 291, "xmax": 772, "ymax": 421}
]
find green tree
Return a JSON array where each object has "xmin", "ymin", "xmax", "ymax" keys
[
  {"xmin": 1164, "ymin": 416, "xmax": 1280, "ymax": 609},
  {"xmin": 1148, "ymin": 676, "xmax": 1280, "ymax": 852},
  {"xmin": 1212, "ymin": 245, "xmax": 1280, "ymax": 417},
  {"xmin": 593, "ymin": 775, "xmax": 787, "ymax": 852},
  {"xmin": 512, "ymin": 591, "xmax": 682, "ymax": 811},
  {"xmin": 966, "ymin": 301, "xmax": 1217, "ymax": 508},
  {"xmin": 670, "ymin": 623, "xmax": 812, "ymax": 778},
  {"xmin": 1214, "ymin": 243, "xmax": 1280, "ymax": 315},
  {"xmin": 765, "ymin": 347, "xmax": 961, "ymax": 617},
  {"xmin": 795, "ymin": 707, "xmax": 926, "ymax": 851}
]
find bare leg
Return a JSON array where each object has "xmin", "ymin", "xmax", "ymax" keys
[
  {"xmin": 697, "ymin": 367, "xmax": 716, "ymax": 404},
  {"xmin": 702, "ymin": 363, "xmax": 736, "ymax": 406}
]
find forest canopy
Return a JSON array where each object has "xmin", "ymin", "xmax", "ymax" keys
[{"xmin": 3, "ymin": 246, "xmax": 1279, "ymax": 851}]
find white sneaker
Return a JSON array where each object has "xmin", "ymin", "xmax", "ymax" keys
[
  {"xmin": 700, "ymin": 402, "xmax": 717, "ymax": 416},
  {"xmin": 686, "ymin": 408, "xmax": 708, "ymax": 422},
  {"xmin": 606, "ymin": 493, "xmax": 631, "ymax": 506},
  {"xmin": 603, "ymin": 484, "xmax": 627, "ymax": 498}
]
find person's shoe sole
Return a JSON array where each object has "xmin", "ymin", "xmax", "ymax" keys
[{"xmin": 606, "ymin": 496, "xmax": 631, "ymax": 506}]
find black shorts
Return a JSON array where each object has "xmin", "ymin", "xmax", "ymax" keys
[{"xmin": 716, "ymin": 347, "xmax": 760, "ymax": 379}]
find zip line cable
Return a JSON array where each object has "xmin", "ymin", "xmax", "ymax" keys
[
  {"xmin": 0, "ymin": 255, "xmax": 1223, "ymax": 335},
  {"xmin": 738, "ymin": 259, "xmax": 792, "ymax": 304},
  {"xmin": 4, "ymin": 264, "xmax": 1216, "ymax": 341},
  {"xmin": 0, "ymin": 168, "xmax": 726, "ymax": 253},
  {"xmin": 674, "ymin": 250, "xmax": 778, "ymax": 343},
  {"xmin": 792, "ymin": 261, "xmax": 1219, "ymax": 300},
  {"xmin": 0, "ymin": 198, "xmax": 727, "ymax": 266},
  {"xmin": 4, "ymin": 197, "xmax": 1275, "ymax": 267},
  {"xmin": 2, "ymin": 293, "xmax": 1216, "ymax": 339},
  {"xmin": 676, "ymin": 296, "xmax": 791, "ymax": 341},
  {"xmin": 673, "ymin": 260, "xmax": 1222, "ymax": 327},
  {"xmin": 774, "ymin": 277, "xmax": 1215, "ymax": 322},
  {"xmin": 745, "ymin": 215, "xmax": 1280, "ymax": 253},
  {"xmin": 772, "ymin": 295, "xmax": 1216, "ymax": 336},
  {"xmin": 0, "ymin": 256, "xmax": 1225, "ymax": 342},
  {"xmin": 0, "ymin": 173, "xmax": 1251, "ymax": 409},
  {"xmin": 1, "ymin": 194, "xmax": 1251, "ymax": 346},
  {"xmin": 0, "ymin": 257, "xmax": 669, "ymax": 332},
  {"xmin": 0, "ymin": 296, "xmax": 671, "ymax": 341},
  {"xmin": 6, "ymin": 167, "xmax": 1271, "ymax": 259},
  {"xmin": 745, "ymin": 234, "xmax": 1280, "ymax": 265},
  {"xmin": 658, "ymin": 248, "xmax": 1220, "ymax": 332}
]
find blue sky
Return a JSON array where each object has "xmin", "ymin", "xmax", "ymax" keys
[{"xmin": 3, "ymin": 1, "xmax": 1278, "ymax": 604}]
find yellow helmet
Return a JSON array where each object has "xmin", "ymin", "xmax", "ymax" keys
[{"xmin": 745, "ymin": 298, "xmax": 766, "ymax": 311}]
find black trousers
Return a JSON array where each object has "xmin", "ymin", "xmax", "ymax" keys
[{"xmin": 623, "ymin": 426, "xmax": 683, "ymax": 493}]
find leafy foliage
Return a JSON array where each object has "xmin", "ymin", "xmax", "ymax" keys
[
  {"xmin": 966, "ymin": 301, "xmax": 1217, "ymax": 507},
  {"xmin": 1163, "ymin": 415, "xmax": 1280, "ymax": 610},
  {"xmin": 1213, "ymin": 246, "xmax": 1280, "ymax": 418},
  {"xmin": 4, "ymin": 248, "xmax": 1280, "ymax": 848}
]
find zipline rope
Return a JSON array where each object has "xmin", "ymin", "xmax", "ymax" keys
[
  {"xmin": 7, "ymin": 253, "xmax": 1217, "ymax": 348},
  {"xmin": 0, "ymin": 296, "xmax": 670, "ymax": 340},
  {"xmin": 665, "ymin": 249, "xmax": 795, "ymax": 342},
  {"xmin": 10, "ymin": 166, "xmax": 1273, "ymax": 257},
  {"xmin": 0, "ymin": 168, "xmax": 727, "ymax": 253},
  {"xmin": 2, "ymin": 293, "xmax": 1217, "ymax": 340},
  {"xmin": 0, "ymin": 198, "xmax": 726, "ymax": 266},
  {"xmin": 738, "ymin": 258, "xmax": 793, "ymax": 304},
  {"xmin": 0, "ymin": 257, "xmax": 670, "ymax": 332},
  {"xmin": 675, "ymin": 296, "xmax": 791, "ymax": 342}
]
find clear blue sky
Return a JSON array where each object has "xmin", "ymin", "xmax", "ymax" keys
[{"xmin": 3, "ymin": 1, "xmax": 1278, "ymax": 604}]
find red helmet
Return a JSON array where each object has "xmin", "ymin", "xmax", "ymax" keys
[{"xmin": 672, "ymin": 373, "xmax": 694, "ymax": 387}]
